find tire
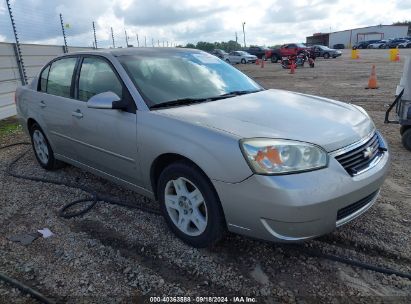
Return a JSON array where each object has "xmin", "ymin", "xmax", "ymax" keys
[
  {"xmin": 225, "ymin": 59, "xmax": 230, "ymax": 63},
  {"xmin": 157, "ymin": 161, "xmax": 226, "ymax": 247},
  {"xmin": 323, "ymin": 52, "xmax": 330, "ymax": 59},
  {"xmin": 271, "ymin": 55, "xmax": 279, "ymax": 63},
  {"xmin": 402, "ymin": 129, "xmax": 411, "ymax": 151},
  {"xmin": 241, "ymin": 58, "xmax": 246, "ymax": 64},
  {"xmin": 30, "ymin": 123, "xmax": 64, "ymax": 170}
]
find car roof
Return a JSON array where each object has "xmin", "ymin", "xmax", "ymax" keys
[{"xmin": 58, "ymin": 47, "xmax": 205, "ymax": 58}]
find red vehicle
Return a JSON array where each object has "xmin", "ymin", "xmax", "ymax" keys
[{"xmin": 270, "ymin": 43, "xmax": 309, "ymax": 63}]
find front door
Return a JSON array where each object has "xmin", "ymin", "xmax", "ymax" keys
[{"xmin": 69, "ymin": 56, "xmax": 139, "ymax": 185}]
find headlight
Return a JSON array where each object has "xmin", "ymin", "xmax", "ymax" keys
[{"xmin": 240, "ymin": 139, "xmax": 328, "ymax": 175}]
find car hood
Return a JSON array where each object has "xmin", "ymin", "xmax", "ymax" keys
[{"xmin": 156, "ymin": 89, "xmax": 374, "ymax": 152}]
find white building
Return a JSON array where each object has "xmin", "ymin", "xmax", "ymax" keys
[{"xmin": 306, "ymin": 25, "xmax": 409, "ymax": 48}]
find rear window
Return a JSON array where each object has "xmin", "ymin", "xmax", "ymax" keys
[{"xmin": 47, "ymin": 57, "xmax": 77, "ymax": 98}]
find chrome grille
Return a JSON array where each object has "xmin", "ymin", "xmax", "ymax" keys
[{"xmin": 334, "ymin": 132, "xmax": 384, "ymax": 176}]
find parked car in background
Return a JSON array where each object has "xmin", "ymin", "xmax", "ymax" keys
[
  {"xmin": 352, "ymin": 40, "xmax": 380, "ymax": 49},
  {"xmin": 270, "ymin": 43, "xmax": 308, "ymax": 63},
  {"xmin": 397, "ymin": 40, "xmax": 411, "ymax": 48},
  {"xmin": 367, "ymin": 40, "xmax": 389, "ymax": 49},
  {"xmin": 386, "ymin": 39, "xmax": 409, "ymax": 49},
  {"xmin": 211, "ymin": 49, "xmax": 228, "ymax": 59},
  {"xmin": 333, "ymin": 44, "xmax": 345, "ymax": 49},
  {"xmin": 16, "ymin": 48, "xmax": 390, "ymax": 247},
  {"xmin": 245, "ymin": 46, "xmax": 272, "ymax": 60},
  {"xmin": 311, "ymin": 45, "xmax": 342, "ymax": 59},
  {"xmin": 224, "ymin": 51, "xmax": 257, "ymax": 64}
]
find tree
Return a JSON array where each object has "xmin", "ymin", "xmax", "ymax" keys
[
  {"xmin": 392, "ymin": 21, "xmax": 411, "ymax": 35},
  {"xmin": 196, "ymin": 41, "xmax": 215, "ymax": 52},
  {"xmin": 184, "ymin": 43, "xmax": 196, "ymax": 49}
]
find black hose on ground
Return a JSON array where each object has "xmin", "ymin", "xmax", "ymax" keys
[
  {"xmin": 0, "ymin": 272, "xmax": 55, "ymax": 304},
  {"xmin": 287, "ymin": 244, "xmax": 411, "ymax": 280},
  {"xmin": 0, "ymin": 142, "xmax": 410, "ymax": 304}
]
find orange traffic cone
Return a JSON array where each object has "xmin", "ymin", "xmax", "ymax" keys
[
  {"xmin": 256, "ymin": 58, "xmax": 260, "ymax": 65},
  {"xmin": 289, "ymin": 60, "xmax": 295, "ymax": 74},
  {"xmin": 395, "ymin": 51, "xmax": 400, "ymax": 62},
  {"xmin": 366, "ymin": 65, "xmax": 378, "ymax": 89},
  {"xmin": 261, "ymin": 59, "xmax": 264, "ymax": 68}
]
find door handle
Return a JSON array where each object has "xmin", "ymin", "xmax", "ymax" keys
[
  {"xmin": 72, "ymin": 110, "xmax": 83, "ymax": 118},
  {"xmin": 39, "ymin": 100, "xmax": 46, "ymax": 108}
]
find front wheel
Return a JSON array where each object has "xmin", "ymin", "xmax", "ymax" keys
[
  {"xmin": 158, "ymin": 161, "xmax": 226, "ymax": 247},
  {"xmin": 241, "ymin": 58, "xmax": 246, "ymax": 64},
  {"xmin": 323, "ymin": 52, "xmax": 330, "ymax": 59},
  {"xmin": 402, "ymin": 129, "xmax": 411, "ymax": 151},
  {"xmin": 30, "ymin": 123, "xmax": 64, "ymax": 170}
]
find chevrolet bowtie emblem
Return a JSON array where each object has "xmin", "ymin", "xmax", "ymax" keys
[{"xmin": 363, "ymin": 146, "xmax": 374, "ymax": 159}]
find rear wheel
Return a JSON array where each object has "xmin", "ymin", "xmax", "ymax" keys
[
  {"xmin": 225, "ymin": 59, "xmax": 230, "ymax": 63},
  {"xmin": 158, "ymin": 161, "xmax": 226, "ymax": 247},
  {"xmin": 271, "ymin": 55, "xmax": 279, "ymax": 63},
  {"xmin": 241, "ymin": 58, "xmax": 246, "ymax": 64},
  {"xmin": 402, "ymin": 129, "xmax": 411, "ymax": 151},
  {"xmin": 30, "ymin": 123, "xmax": 64, "ymax": 170}
]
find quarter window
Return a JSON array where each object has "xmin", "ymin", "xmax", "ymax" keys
[
  {"xmin": 39, "ymin": 65, "xmax": 50, "ymax": 92},
  {"xmin": 47, "ymin": 57, "xmax": 77, "ymax": 98},
  {"xmin": 78, "ymin": 57, "xmax": 123, "ymax": 102}
]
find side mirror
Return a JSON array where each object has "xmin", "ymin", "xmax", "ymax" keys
[{"xmin": 87, "ymin": 91, "xmax": 121, "ymax": 109}]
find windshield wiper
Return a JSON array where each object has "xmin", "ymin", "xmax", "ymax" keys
[
  {"xmin": 149, "ymin": 97, "xmax": 210, "ymax": 109},
  {"xmin": 149, "ymin": 89, "xmax": 264, "ymax": 109},
  {"xmin": 216, "ymin": 89, "xmax": 264, "ymax": 98}
]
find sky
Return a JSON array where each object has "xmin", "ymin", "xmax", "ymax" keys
[{"xmin": 0, "ymin": 0, "xmax": 410, "ymax": 48}]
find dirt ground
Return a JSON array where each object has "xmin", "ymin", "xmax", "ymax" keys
[{"xmin": 0, "ymin": 49, "xmax": 410, "ymax": 303}]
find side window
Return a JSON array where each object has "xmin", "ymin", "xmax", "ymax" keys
[
  {"xmin": 78, "ymin": 57, "xmax": 123, "ymax": 102},
  {"xmin": 47, "ymin": 58, "xmax": 77, "ymax": 98},
  {"xmin": 39, "ymin": 65, "xmax": 50, "ymax": 92}
]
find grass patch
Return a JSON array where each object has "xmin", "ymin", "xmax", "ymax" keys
[{"xmin": 0, "ymin": 116, "xmax": 22, "ymax": 137}]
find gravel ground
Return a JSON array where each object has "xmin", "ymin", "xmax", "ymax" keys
[{"xmin": 0, "ymin": 49, "xmax": 410, "ymax": 303}]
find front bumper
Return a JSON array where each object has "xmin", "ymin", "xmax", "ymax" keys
[
  {"xmin": 213, "ymin": 145, "xmax": 389, "ymax": 242},
  {"xmin": 332, "ymin": 53, "xmax": 342, "ymax": 58}
]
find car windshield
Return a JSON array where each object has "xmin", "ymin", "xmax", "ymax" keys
[{"xmin": 119, "ymin": 51, "xmax": 262, "ymax": 108}]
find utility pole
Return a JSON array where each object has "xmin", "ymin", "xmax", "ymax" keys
[
  {"xmin": 167, "ymin": 41, "xmax": 169, "ymax": 47},
  {"xmin": 152, "ymin": 38, "xmax": 154, "ymax": 47},
  {"xmin": 136, "ymin": 34, "xmax": 139, "ymax": 47},
  {"xmin": 125, "ymin": 30, "xmax": 129, "ymax": 47},
  {"xmin": 235, "ymin": 32, "xmax": 238, "ymax": 44},
  {"xmin": 242, "ymin": 22, "xmax": 246, "ymax": 48},
  {"xmin": 144, "ymin": 36, "xmax": 147, "ymax": 47},
  {"xmin": 6, "ymin": 0, "xmax": 27, "ymax": 84},
  {"xmin": 111, "ymin": 27, "xmax": 115, "ymax": 48},
  {"xmin": 163, "ymin": 40, "xmax": 164, "ymax": 47},
  {"xmin": 92, "ymin": 21, "xmax": 98, "ymax": 49},
  {"xmin": 60, "ymin": 13, "xmax": 68, "ymax": 53}
]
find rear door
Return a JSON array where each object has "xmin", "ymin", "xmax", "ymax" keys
[
  {"xmin": 38, "ymin": 56, "xmax": 80, "ymax": 159},
  {"xmin": 69, "ymin": 55, "xmax": 139, "ymax": 185}
]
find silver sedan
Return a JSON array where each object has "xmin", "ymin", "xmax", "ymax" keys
[
  {"xmin": 224, "ymin": 51, "xmax": 257, "ymax": 64},
  {"xmin": 16, "ymin": 48, "xmax": 389, "ymax": 247}
]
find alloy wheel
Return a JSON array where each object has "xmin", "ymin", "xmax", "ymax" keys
[
  {"xmin": 32, "ymin": 130, "xmax": 49, "ymax": 165},
  {"xmin": 164, "ymin": 177, "xmax": 208, "ymax": 236}
]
